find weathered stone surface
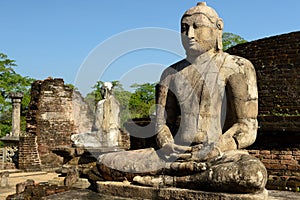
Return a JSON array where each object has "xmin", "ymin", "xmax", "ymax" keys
[
  {"xmin": 0, "ymin": 171, "xmax": 9, "ymax": 188},
  {"xmin": 154, "ymin": 2, "xmax": 259, "ymax": 158},
  {"xmin": 20, "ymin": 78, "xmax": 77, "ymax": 170},
  {"xmin": 71, "ymin": 83, "xmax": 130, "ymax": 149},
  {"xmin": 72, "ymin": 91, "xmax": 94, "ymax": 134},
  {"xmin": 18, "ymin": 133, "xmax": 41, "ymax": 170},
  {"xmin": 9, "ymin": 92, "xmax": 23, "ymax": 137},
  {"xmin": 7, "ymin": 182, "xmax": 70, "ymax": 200},
  {"xmin": 227, "ymin": 31, "xmax": 300, "ymax": 191},
  {"xmin": 227, "ymin": 32, "xmax": 300, "ymax": 124},
  {"xmin": 43, "ymin": 189, "xmax": 132, "ymax": 200},
  {"xmin": 16, "ymin": 179, "xmax": 34, "ymax": 194},
  {"xmin": 97, "ymin": 181, "xmax": 268, "ymax": 200},
  {"xmin": 38, "ymin": 189, "xmax": 300, "ymax": 200},
  {"xmin": 19, "ymin": 78, "xmax": 130, "ymax": 171},
  {"xmin": 64, "ymin": 167, "xmax": 79, "ymax": 187},
  {"xmin": 94, "ymin": 149, "xmax": 267, "ymax": 193},
  {"xmin": 87, "ymin": 2, "xmax": 267, "ymax": 195}
]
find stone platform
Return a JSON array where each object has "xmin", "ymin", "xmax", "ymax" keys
[{"xmin": 97, "ymin": 181, "xmax": 268, "ymax": 200}]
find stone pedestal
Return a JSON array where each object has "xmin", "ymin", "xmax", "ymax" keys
[{"xmin": 97, "ymin": 181, "xmax": 268, "ymax": 200}]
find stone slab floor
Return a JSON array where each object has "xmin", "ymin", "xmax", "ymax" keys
[
  {"xmin": 0, "ymin": 170, "xmax": 58, "ymax": 200},
  {"xmin": 0, "ymin": 170, "xmax": 299, "ymax": 200}
]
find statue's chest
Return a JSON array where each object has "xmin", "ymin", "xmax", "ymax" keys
[
  {"xmin": 171, "ymin": 65, "xmax": 226, "ymax": 103},
  {"xmin": 172, "ymin": 67, "xmax": 202, "ymax": 96}
]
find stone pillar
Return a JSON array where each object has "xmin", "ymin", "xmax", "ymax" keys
[{"xmin": 9, "ymin": 92, "xmax": 23, "ymax": 137}]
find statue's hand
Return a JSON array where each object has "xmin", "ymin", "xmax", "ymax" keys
[
  {"xmin": 191, "ymin": 144, "xmax": 204, "ymax": 152},
  {"xmin": 190, "ymin": 145, "xmax": 223, "ymax": 161},
  {"xmin": 161, "ymin": 143, "xmax": 192, "ymax": 160},
  {"xmin": 168, "ymin": 144, "xmax": 204, "ymax": 161}
]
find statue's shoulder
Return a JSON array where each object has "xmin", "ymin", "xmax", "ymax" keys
[
  {"xmin": 169, "ymin": 59, "xmax": 190, "ymax": 70},
  {"xmin": 222, "ymin": 52, "xmax": 255, "ymax": 73},
  {"xmin": 161, "ymin": 59, "xmax": 190, "ymax": 78}
]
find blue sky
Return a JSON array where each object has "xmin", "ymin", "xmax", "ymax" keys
[{"xmin": 1, "ymin": 0, "xmax": 299, "ymax": 94}]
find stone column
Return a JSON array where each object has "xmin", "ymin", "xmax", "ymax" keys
[{"xmin": 9, "ymin": 92, "xmax": 23, "ymax": 137}]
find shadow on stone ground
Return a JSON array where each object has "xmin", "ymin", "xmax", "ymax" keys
[
  {"xmin": 268, "ymin": 190, "xmax": 300, "ymax": 200},
  {"xmin": 44, "ymin": 189, "xmax": 300, "ymax": 200},
  {"xmin": 0, "ymin": 170, "xmax": 299, "ymax": 200},
  {"xmin": 43, "ymin": 189, "xmax": 132, "ymax": 200}
]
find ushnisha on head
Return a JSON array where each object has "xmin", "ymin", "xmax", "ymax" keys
[{"xmin": 181, "ymin": 2, "xmax": 224, "ymax": 57}]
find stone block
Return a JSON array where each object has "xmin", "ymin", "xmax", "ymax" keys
[
  {"xmin": 16, "ymin": 179, "xmax": 35, "ymax": 194},
  {"xmin": 260, "ymin": 150, "xmax": 270, "ymax": 155},
  {"xmin": 287, "ymin": 165, "xmax": 300, "ymax": 170},
  {"xmin": 292, "ymin": 150, "xmax": 300, "ymax": 156},
  {"xmin": 97, "ymin": 181, "xmax": 268, "ymax": 200},
  {"xmin": 72, "ymin": 178, "xmax": 91, "ymax": 189},
  {"xmin": 280, "ymin": 159, "xmax": 298, "ymax": 165},
  {"xmin": 265, "ymin": 163, "xmax": 287, "ymax": 170},
  {"xmin": 0, "ymin": 171, "xmax": 9, "ymax": 188},
  {"xmin": 48, "ymin": 177, "xmax": 65, "ymax": 186},
  {"xmin": 278, "ymin": 155, "xmax": 293, "ymax": 160}
]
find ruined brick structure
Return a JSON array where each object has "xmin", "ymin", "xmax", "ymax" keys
[
  {"xmin": 19, "ymin": 78, "xmax": 131, "ymax": 170},
  {"xmin": 227, "ymin": 31, "xmax": 300, "ymax": 190},
  {"xmin": 19, "ymin": 78, "xmax": 94, "ymax": 170}
]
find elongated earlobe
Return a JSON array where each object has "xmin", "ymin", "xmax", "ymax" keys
[
  {"xmin": 216, "ymin": 18, "xmax": 223, "ymax": 50},
  {"xmin": 217, "ymin": 32, "xmax": 223, "ymax": 50}
]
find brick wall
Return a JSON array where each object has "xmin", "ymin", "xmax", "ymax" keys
[
  {"xmin": 19, "ymin": 78, "xmax": 131, "ymax": 170},
  {"xmin": 19, "ymin": 78, "xmax": 94, "ymax": 170},
  {"xmin": 227, "ymin": 31, "xmax": 300, "ymax": 191},
  {"xmin": 227, "ymin": 31, "xmax": 300, "ymax": 132},
  {"xmin": 18, "ymin": 133, "xmax": 41, "ymax": 171}
]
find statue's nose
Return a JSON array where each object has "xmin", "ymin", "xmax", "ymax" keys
[{"xmin": 187, "ymin": 26, "xmax": 195, "ymax": 39}]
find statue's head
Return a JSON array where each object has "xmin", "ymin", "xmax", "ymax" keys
[{"xmin": 181, "ymin": 2, "xmax": 223, "ymax": 57}]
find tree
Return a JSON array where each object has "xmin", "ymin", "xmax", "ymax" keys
[
  {"xmin": 87, "ymin": 81, "xmax": 157, "ymax": 124},
  {"xmin": 222, "ymin": 32, "xmax": 247, "ymax": 50},
  {"xmin": 129, "ymin": 83, "xmax": 156, "ymax": 119},
  {"xmin": 0, "ymin": 53, "xmax": 34, "ymax": 142},
  {"xmin": 86, "ymin": 80, "xmax": 132, "ymax": 125},
  {"xmin": 86, "ymin": 80, "xmax": 123, "ymax": 111},
  {"xmin": 113, "ymin": 82, "xmax": 132, "ymax": 124}
]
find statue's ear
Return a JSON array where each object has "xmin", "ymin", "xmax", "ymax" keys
[
  {"xmin": 216, "ymin": 18, "xmax": 224, "ymax": 30},
  {"xmin": 216, "ymin": 18, "xmax": 224, "ymax": 50}
]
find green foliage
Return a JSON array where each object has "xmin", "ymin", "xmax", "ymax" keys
[
  {"xmin": 222, "ymin": 32, "xmax": 247, "ymax": 50},
  {"xmin": 129, "ymin": 83, "xmax": 156, "ymax": 119},
  {"xmin": 65, "ymin": 83, "xmax": 77, "ymax": 91},
  {"xmin": 88, "ymin": 81, "xmax": 156, "ymax": 125},
  {"xmin": 0, "ymin": 53, "xmax": 35, "ymax": 143},
  {"xmin": 87, "ymin": 80, "xmax": 123, "ymax": 111},
  {"xmin": 113, "ymin": 83, "xmax": 132, "ymax": 124},
  {"xmin": 91, "ymin": 80, "xmax": 104, "ymax": 104}
]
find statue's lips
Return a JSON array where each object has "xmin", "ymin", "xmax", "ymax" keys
[{"xmin": 187, "ymin": 39, "xmax": 199, "ymax": 46}]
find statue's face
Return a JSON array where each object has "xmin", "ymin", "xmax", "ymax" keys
[{"xmin": 181, "ymin": 14, "xmax": 218, "ymax": 57}]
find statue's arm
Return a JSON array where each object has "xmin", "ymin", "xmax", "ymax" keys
[
  {"xmin": 155, "ymin": 68, "xmax": 175, "ymax": 148},
  {"xmin": 219, "ymin": 58, "xmax": 258, "ymax": 151},
  {"xmin": 156, "ymin": 68, "xmax": 192, "ymax": 154}
]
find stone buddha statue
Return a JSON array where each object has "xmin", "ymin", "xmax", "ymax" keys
[{"xmin": 87, "ymin": 2, "xmax": 267, "ymax": 194}]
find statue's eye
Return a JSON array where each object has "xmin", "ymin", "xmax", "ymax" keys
[
  {"xmin": 194, "ymin": 22, "xmax": 202, "ymax": 29},
  {"xmin": 181, "ymin": 23, "xmax": 188, "ymax": 32}
]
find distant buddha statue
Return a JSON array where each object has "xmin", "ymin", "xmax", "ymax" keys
[
  {"xmin": 88, "ymin": 2, "xmax": 267, "ymax": 194},
  {"xmin": 71, "ymin": 82, "xmax": 123, "ymax": 148}
]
